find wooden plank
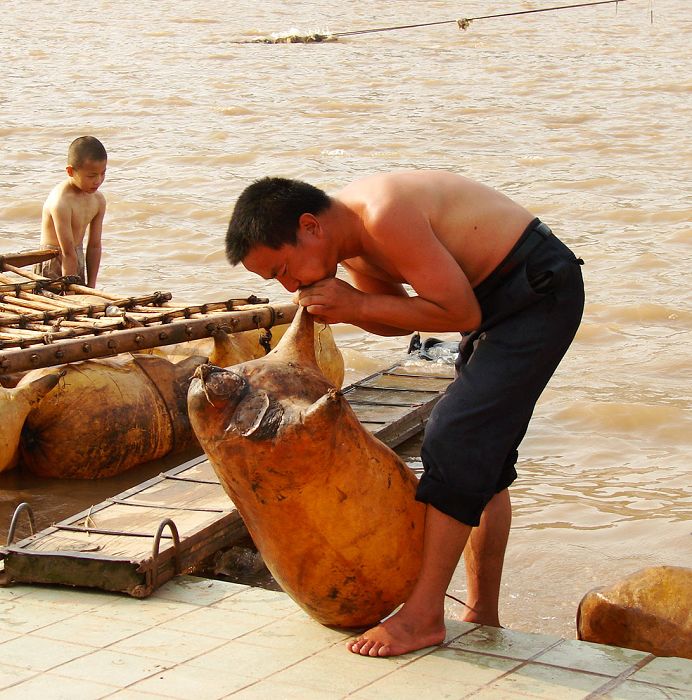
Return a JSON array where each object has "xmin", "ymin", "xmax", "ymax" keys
[
  {"xmin": 0, "ymin": 362, "xmax": 453, "ymax": 596},
  {"xmin": 0, "ymin": 249, "xmax": 57, "ymax": 268},
  {"xmin": 356, "ymin": 372, "xmax": 453, "ymax": 392},
  {"xmin": 351, "ymin": 404, "xmax": 410, "ymax": 424},
  {"xmin": 388, "ymin": 366, "xmax": 456, "ymax": 378},
  {"xmin": 344, "ymin": 386, "xmax": 441, "ymax": 406}
]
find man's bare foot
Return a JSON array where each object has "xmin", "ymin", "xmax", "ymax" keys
[{"xmin": 346, "ymin": 610, "xmax": 446, "ymax": 657}]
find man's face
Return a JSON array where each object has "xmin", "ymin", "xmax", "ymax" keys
[{"xmin": 243, "ymin": 230, "xmax": 335, "ymax": 293}]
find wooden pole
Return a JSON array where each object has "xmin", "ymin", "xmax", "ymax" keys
[
  {"xmin": 0, "ymin": 249, "xmax": 58, "ymax": 268},
  {"xmin": 0, "ymin": 280, "xmax": 61, "ymax": 294},
  {"xmin": 0, "ymin": 272, "xmax": 86, "ymax": 313},
  {"xmin": 0, "ymin": 295, "xmax": 266, "ymax": 327},
  {"xmin": 0, "ymin": 293, "xmax": 60, "ymax": 313},
  {"xmin": 0, "ymin": 303, "xmax": 297, "ymax": 374},
  {"xmin": 1, "ymin": 262, "xmax": 127, "ymax": 300},
  {"xmin": 1, "ymin": 321, "xmax": 126, "ymax": 348}
]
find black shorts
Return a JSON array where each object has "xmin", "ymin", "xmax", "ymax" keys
[{"xmin": 416, "ymin": 219, "xmax": 585, "ymax": 526}]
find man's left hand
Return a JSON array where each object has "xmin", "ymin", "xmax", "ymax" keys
[{"xmin": 294, "ymin": 277, "xmax": 362, "ymax": 325}]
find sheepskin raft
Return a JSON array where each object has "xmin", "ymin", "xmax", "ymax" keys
[
  {"xmin": 188, "ymin": 307, "xmax": 425, "ymax": 628},
  {"xmin": 19, "ymin": 354, "xmax": 205, "ymax": 479},
  {"xmin": 2, "ymin": 317, "xmax": 344, "ymax": 480},
  {"xmin": 0, "ymin": 372, "xmax": 61, "ymax": 472}
]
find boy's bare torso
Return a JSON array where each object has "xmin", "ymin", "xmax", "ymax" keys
[
  {"xmin": 40, "ymin": 179, "xmax": 104, "ymax": 250},
  {"xmin": 336, "ymin": 170, "xmax": 534, "ymax": 289}
]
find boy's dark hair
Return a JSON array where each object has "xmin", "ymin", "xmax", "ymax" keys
[
  {"xmin": 68, "ymin": 136, "xmax": 107, "ymax": 169},
  {"xmin": 226, "ymin": 177, "xmax": 331, "ymax": 265}
]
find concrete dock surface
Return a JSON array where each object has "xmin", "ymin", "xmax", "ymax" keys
[{"xmin": 0, "ymin": 575, "xmax": 689, "ymax": 699}]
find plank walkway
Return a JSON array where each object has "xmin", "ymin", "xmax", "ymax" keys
[{"xmin": 0, "ymin": 362, "xmax": 454, "ymax": 597}]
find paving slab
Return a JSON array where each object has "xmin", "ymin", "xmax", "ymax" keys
[{"xmin": 0, "ymin": 575, "xmax": 689, "ymax": 699}]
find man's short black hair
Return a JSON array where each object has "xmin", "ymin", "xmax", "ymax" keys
[{"xmin": 226, "ymin": 177, "xmax": 331, "ymax": 265}]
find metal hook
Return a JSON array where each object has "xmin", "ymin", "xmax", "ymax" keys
[
  {"xmin": 7, "ymin": 502, "xmax": 36, "ymax": 545},
  {"xmin": 150, "ymin": 518, "xmax": 181, "ymax": 590}
]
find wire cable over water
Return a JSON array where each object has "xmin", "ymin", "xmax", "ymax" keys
[{"xmin": 246, "ymin": 0, "xmax": 626, "ymax": 45}]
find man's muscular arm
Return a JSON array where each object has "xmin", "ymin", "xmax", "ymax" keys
[{"xmin": 297, "ymin": 201, "xmax": 481, "ymax": 335}]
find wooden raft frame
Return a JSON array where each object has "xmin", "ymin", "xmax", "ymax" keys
[
  {"xmin": 0, "ymin": 248, "xmax": 296, "ymax": 375},
  {"xmin": 0, "ymin": 362, "xmax": 454, "ymax": 597}
]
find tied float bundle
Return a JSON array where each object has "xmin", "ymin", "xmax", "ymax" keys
[
  {"xmin": 2, "ymin": 319, "xmax": 344, "ymax": 479},
  {"xmin": 188, "ymin": 307, "xmax": 424, "ymax": 627}
]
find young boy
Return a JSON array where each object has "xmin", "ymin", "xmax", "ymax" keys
[
  {"xmin": 35, "ymin": 136, "xmax": 107, "ymax": 287},
  {"xmin": 225, "ymin": 170, "xmax": 585, "ymax": 657}
]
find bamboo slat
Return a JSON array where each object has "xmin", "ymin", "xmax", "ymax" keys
[
  {"xmin": 2, "ymin": 262, "xmax": 123, "ymax": 300},
  {"xmin": 0, "ymin": 293, "xmax": 176, "ymax": 326},
  {"xmin": 0, "ymin": 248, "xmax": 295, "ymax": 374}
]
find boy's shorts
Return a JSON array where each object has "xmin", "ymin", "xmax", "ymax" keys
[
  {"xmin": 416, "ymin": 218, "xmax": 585, "ymax": 527},
  {"xmin": 34, "ymin": 245, "xmax": 86, "ymax": 284}
]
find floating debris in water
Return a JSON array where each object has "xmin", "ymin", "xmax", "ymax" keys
[{"xmin": 257, "ymin": 32, "xmax": 337, "ymax": 44}]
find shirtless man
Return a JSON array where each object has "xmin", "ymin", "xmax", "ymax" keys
[
  {"xmin": 36, "ymin": 136, "xmax": 107, "ymax": 287},
  {"xmin": 225, "ymin": 169, "xmax": 584, "ymax": 657}
]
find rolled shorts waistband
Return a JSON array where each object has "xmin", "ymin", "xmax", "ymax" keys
[{"xmin": 473, "ymin": 218, "xmax": 553, "ymax": 302}]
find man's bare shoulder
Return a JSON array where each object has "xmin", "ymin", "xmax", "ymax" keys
[
  {"xmin": 332, "ymin": 170, "xmax": 534, "ymax": 287},
  {"xmin": 337, "ymin": 170, "xmax": 414, "ymax": 201},
  {"xmin": 337, "ymin": 172, "xmax": 415, "ymax": 224},
  {"xmin": 337, "ymin": 170, "xmax": 474, "ymax": 213},
  {"xmin": 337, "ymin": 171, "xmax": 462, "ymax": 233},
  {"xmin": 338, "ymin": 169, "xmax": 470, "ymax": 194}
]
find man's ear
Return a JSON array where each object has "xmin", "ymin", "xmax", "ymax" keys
[{"xmin": 298, "ymin": 212, "xmax": 321, "ymax": 238}]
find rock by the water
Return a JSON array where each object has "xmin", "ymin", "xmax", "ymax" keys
[{"xmin": 577, "ymin": 565, "xmax": 692, "ymax": 659}]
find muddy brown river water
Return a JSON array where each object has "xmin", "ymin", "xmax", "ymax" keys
[{"xmin": 1, "ymin": 0, "xmax": 690, "ymax": 638}]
